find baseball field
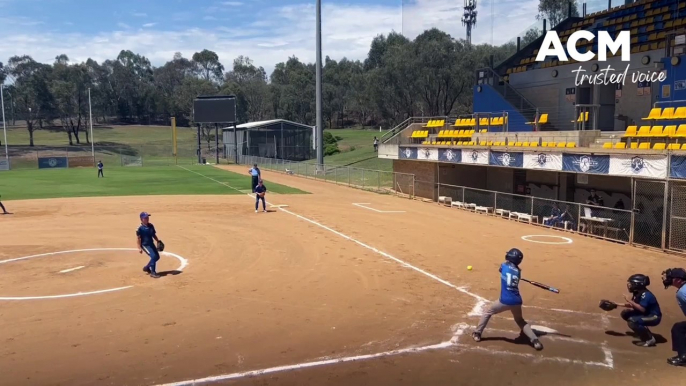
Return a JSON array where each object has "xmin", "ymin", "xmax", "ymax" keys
[{"xmin": 1, "ymin": 164, "xmax": 685, "ymax": 386}]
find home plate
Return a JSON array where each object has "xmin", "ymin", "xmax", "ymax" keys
[{"xmin": 532, "ymin": 325, "xmax": 559, "ymax": 334}]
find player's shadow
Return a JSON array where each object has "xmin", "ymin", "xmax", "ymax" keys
[
  {"xmin": 480, "ymin": 329, "xmax": 573, "ymax": 347},
  {"xmin": 605, "ymin": 330, "xmax": 668, "ymax": 344},
  {"xmin": 158, "ymin": 270, "xmax": 183, "ymax": 277}
]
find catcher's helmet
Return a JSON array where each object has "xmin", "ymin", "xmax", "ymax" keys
[
  {"xmin": 662, "ymin": 268, "xmax": 686, "ymax": 288},
  {"xmin": 627, "ymin": 274, "xmax": 650, "ymax": 293},
  {"xmin": 505, "ymin": 248, "xmax": 524, "ymax": 266}
]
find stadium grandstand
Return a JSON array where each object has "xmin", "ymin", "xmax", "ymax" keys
[{"xmin": 379, "ymin": 0, "xmax": 686, "ymax": 253}]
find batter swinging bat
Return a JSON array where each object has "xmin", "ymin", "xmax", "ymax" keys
[{"xmin": 521, "ymin": 278, "xmax": 560, "ymax": 294}]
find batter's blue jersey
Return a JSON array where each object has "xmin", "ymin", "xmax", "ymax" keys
[
  {"xmin": 499, "ymin": 262, "xmax": 523, "ymax": 305},
  {"xmin": 136, "ymin": 223, "xmax": 157, "ymax": 246}
]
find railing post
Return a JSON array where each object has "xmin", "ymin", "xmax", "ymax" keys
[
  {"xmin": 630, "ymin": 178, "xmax": 635, "ymax": 245},
  {"xmin": 461, "ymin": 187, "xmax": 465, "ymax": 203},
  {"xmin": 662, "ymin": 181, "xmax": 669, "ymax": 250},
  {"xmin": 531, "ymin": 196, "xmax": 534, "ymax": 215},
  {"xmin": 577, "ymin": 205, "xmax": 582, "ymax": 232},
  {"xmin": 494, "ymin": 191, "xmax": 498, "ymax": 212}
]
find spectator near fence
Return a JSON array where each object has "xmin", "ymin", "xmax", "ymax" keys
[
  {"xmin": 373, "ymin": 137, "xmax": 379, "ymax": 152},
  {"xmin": 586, "ymin": 189, "xmax": 604, "ymax": 217}
]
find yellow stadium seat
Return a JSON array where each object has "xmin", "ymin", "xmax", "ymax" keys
[
  {"xmin": 529, "ymin": 142, "xmax": 538, "ymax": 147},
  {"xmin": 674, "ymin": 107, "xmax": 686, "ymax": 119},
  {"xmin": 682, "ymin": 143, "xmax": 686, "ymax": 150},
  {"xmin": 636, "ymin": 126, "xmax": 651, "ymax": 137},
  {"xmin": 566, "ymin": 142, "xmax": 576, "ymax": 148},
  {"xmin": 438, "ymin": 130, "xmax": 444, "ymax": 138},
  {"xmin": 643, "ymin": 108, "xmax": 661, "ymax": 120},
  {"xmin": 614, "ymin": 142, "xmax": 626, "ymax": 149},
  {"xmin": 674, "ymin": 125, "xmax": 686, "ymax": 138},
  {"xmin": 541, "ymin": 142, "xmax": 548, "ymax": 147},
  {"xmin": 557, "ymin": 142, "xmax": 566, "ymax": 147},
  {"xmin": 515, "ymin": 142, "xmax": 523, "ymax": 147},
  {"xmin": 487, "ymin": 141, "xmax": 493, "ymax": 146},
  {"xmin": 630, "ymin": 142, "xmax": 639, "ymax": 149},
  {"xmin": 456, "ymin": 129, "xmax": 464, "ymax": 138},
  {"xmin": 638, "ymin": 142, "xmax": 650, "ymax": 149},
  {"xmin": 602, "ymin": 142, "xmax": 613, "ymax": 149},
  {"xmin": 648, "ymin": 126, "xmax": 664, "ymax": 137},
  {"xmin": 653, "ymin": 143, "xmax": 666, "ymax": 150},
  {"xmin": 623, "ymin": 125, "xmax": 637, "ymax": 137},
  {"xmin": 657, "ymin": 107, "xmax": 675, "ymax": 120},
  {"xmin": 468, "ymin": 141, "xmax": 475, "ymax": 146},
  {"xmin": 526, "ymin": 113, "xmax": 548, "ymax": 125},
  {"xmin": 668, "ymin": 143, "xmax": 681, "ymax": 150},
  {"xmin": 479, "ymin": 141, "xmax": 487, "ymax": 146},
  {"xmin": 480, "ymin": 129, "xmax": 487, "ymax": 133},
  {"xmin": 522, "ymin": 142, "xmax": 530, "ymax": 147},
  {"xmin": 663, "ymin": 125, "xmax": 677, "ymax": 137},
  {"xmin": 479, "ymin": 118, "xmax": 489, "ymax": 126}
]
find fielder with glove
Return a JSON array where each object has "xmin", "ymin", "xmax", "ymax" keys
[
  {"xmin": 136, "ymin": 212, "xmax": 164, "ymax": 279},
  {"xmin": 255, "ymin": 180, "xmax": 267, "ymax": 213}
]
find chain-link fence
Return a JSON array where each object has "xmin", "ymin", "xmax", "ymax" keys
[
  {"xmin": 632, "ymin": 180, "xmax": 667, "ymax": 249},
  {"xmin": 438, "ymin": 183, "xmax": 634, "ymax": 244},
  {"xmin": 669, "ymin": 181, "xmax": 686, "ymax": 252},
  {"xmin": 237, "ymin": 155, "xmax": 415, "ymax": 198},
  {"xmin": 4, "ymin": 145, "xmax": 216, "ymax": 169}
]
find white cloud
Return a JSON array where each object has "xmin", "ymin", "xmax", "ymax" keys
[
  {"xmin": 132, "ymin": 12, "xmax": 147, "ymax": 17},
  {"xmin": 0, "ymin": 0, "xmax": 541, "ymax": 75}
]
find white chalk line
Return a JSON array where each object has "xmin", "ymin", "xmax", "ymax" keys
[
  {"xmin": 521, "ymin": 235, "xmax": 574, "ymax": 245},
  {"xmin": 0, "ymin": 248, "xmax": 188, "ymax": 301},
  {"xmin": 59, "ymin": 266, "xmax": 85, "ymax": 273},
  {"xmin": 352, "ymin": 203, "xmax": 406, "ymax": 213}
]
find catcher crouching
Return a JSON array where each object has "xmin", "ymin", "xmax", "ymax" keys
[
  {"xmin": 136, "ymin": 212, "xmax": 165, "ymax": 279},
  {"xmin": 599, "ymin": 274, "xmax": 662, "ymax": 347},
  {"xmin": 255, "ymin": 180, "xmax": 267, "ymax": 213}
]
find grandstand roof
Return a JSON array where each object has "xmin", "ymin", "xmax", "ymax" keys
[{"xmin": 223, "ymin": 119, "xmax": 313, "ymax": 131}]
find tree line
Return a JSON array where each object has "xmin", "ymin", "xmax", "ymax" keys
[{"xmin": 0, "ymin": 27, "xmax": 545, "ymax": 147}]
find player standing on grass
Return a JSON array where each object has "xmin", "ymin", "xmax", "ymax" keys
[
  {"xmin": 472, "ymin": 248, "xmax": 543, "ymax": 351},
  {"xmin": 255, "ymin": 180, "xmax": 267, "ymax": 213},
  {"xmin": 248, "ymin": 164, "xmax": 261, "ymax": 193},
  {"xmin": 97, "ymin": 160, "xmax": 104, "ymax": 178},
  {"xmin": 136, "ymin": 212, "xmax": 163, "ymax": 278}
]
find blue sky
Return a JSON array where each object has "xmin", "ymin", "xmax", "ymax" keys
[{"xmin": 0, "ymin": 0, "xmax": 552, "ymax": 75}]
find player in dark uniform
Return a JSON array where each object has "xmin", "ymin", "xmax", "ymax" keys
[
  {"xmin": 472, "ymin": 248, "xmax": 543, "ymax": 351},
  {"xmin": 0, "ymin": 194, "xmax": 8, "ymax": 215},
  {"xmin": 621, "ymin": 274, "xmax": 661, "ymax": 347},
  {"xmin": 255, "ymin": 180, "xmax": 267, "ymax": 213},
  {"xmin": 136, "ymin": 212, "xmax": 162, "ymax": 279},
  {"xmin": 97, "ymin": 161, "xmax": 104, "ymax": 178},
  {"xmin": 663, "ymin": 268, "xmax": 686, "ymax": 366}
]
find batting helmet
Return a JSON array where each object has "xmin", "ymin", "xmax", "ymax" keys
[
  {"xmin": 505, "ymin": 248, "xmax": 524, "ymax": 266},
  {"xmin": 627, "ymin": 274, "xmax": 650, "ymax": 293}
]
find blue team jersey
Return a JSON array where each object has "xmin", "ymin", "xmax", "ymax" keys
[
  {"xmin": 250, "ymin": 168, "xmax": 260, "ymax": 177},
  {"xmin": 136, "ymin": 223, "xmax": 157, "ymax": 246},
  {"xmin": 676, "ymin": 286, "xmax": 686, "ymax": 317},
  {"xmin": 633, "ymin": 290, "xmax": 662, "ymax": 318},
  {"xmin": 255, "ymin": 185, "xmax": 267, "ymax": 194},
  {"xmin": 499, "ymin": 261, "xmax": 522, "ymax": 305}
]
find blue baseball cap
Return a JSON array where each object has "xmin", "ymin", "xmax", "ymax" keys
[{"xmin": 140, "ymin": 212, "xmax": 151, "ymax": 219}]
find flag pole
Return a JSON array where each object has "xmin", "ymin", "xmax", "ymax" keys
[
  {"xmin": 88, "ymin": 88, "xmax": 94, "ymax": 162},
  {"xmin": 1, "ymin": 85, "xmax": 8, "ymax": 163}
]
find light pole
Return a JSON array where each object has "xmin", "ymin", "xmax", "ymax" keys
[
  {"xmin": 1, "ymin": 85, "xmax": 7, "ymax": 163},
  {"xmin": 88, "ymin": 88, "xmax": 94, "ymax": 160},
  {"xmin": 315, "ymin": 0, "xmax": 324, "ymax": 167}
]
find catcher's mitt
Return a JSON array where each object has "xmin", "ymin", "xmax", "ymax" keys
[
  {"xmin": 157, "ymin": 240, "xmax": 165, "ymax": 252},
  {"xmin": 258, "ymin": 192, "xmax": 266, "ymax": 198},
  {"xmin": 599, "ymin": 299, "xmax": 617, "ymax": 311}
]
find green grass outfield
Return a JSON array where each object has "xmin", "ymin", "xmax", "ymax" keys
[
  {"xmin": 0, "ymin": 166, "xmax": 307, "ymax": 201},
  {"xmin": 309, "ymin": 128, "xmax": 393, "ymax": 172}
]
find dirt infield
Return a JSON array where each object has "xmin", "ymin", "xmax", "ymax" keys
[{"xmin": 2, "ymin": 165, "xmax": 686, "ymax": 385}]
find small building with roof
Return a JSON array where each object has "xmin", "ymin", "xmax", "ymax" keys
[{"xmin": 222, "ymin": 119, "xmax": 314, "ymax": 161}]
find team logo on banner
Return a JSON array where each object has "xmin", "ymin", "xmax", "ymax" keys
[
  {"xmin": 576, "ymin": 155, "xmax": 596, "ymax": 172},
  {"xmin": 537, "ymin": 153, "xmax": 548, "ymax": 166},
  {"xmin": 631, "ymin": 156, "xmax": 645, "ymax": 172},
  {"xmin": 471, "ymin": 151, "xmax": 479, "ymax": 161},
  {"xmin": 446, "ymin": 149, "xmax": 456, "ymax": 161},
  {"xmin": 403, "ymin": 148, "xmax": 413, "ymax": 159},
  {"xmin": 423, "ymin": 149, "xmax": 431, "ymax": 159},
  {"xmin": 48, "ymin": 158, "xmax": 58, "ymax": 167},
  {"xmin": 499, "ymin": 153, "xmax": 512, "ymax": 166}
]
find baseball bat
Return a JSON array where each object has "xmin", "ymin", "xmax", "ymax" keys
[{"xmin": 521, "ymin": 278, "xmax": 560, "ymax": 294}]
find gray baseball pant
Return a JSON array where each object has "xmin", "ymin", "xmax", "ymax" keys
[{"xmin": 474, "ymin": 301, "xmax": 538, "ymax": 342}]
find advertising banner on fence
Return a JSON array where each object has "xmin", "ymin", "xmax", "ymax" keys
[
  {"xmin": 609, "ymin": 154, "xmax": 668, "ymax": 178},
  {"xmin": 523, "ymin": 152, "xmax": 563, "ymax": 170},
  {"xmin": 38, "ymin": 157, "xmax": 68, "ymax": 169},
  {"xmin": 489, "ymin": 151, "xmax": 523, "ymax": 168},
  {"xmin": 671, "ymin": 155, "xmax": 686, "ymax": 179},
  {"xmin": 0, "ymin": 159, "xmax": 9, "ymax": 171},
  {"xmin": 399, "ymin": 147, "xmax": 417, "ymax": 160},
  {"xmin": 416, "ymin": 148, "xmax": 439, "ymax": 161},
  {"xmin": 562, "ymin": 154, "xmax": 610, "ymax": 174},
  {"xmin": 461, "ymin": 149, "xmax": 489, "ymax": 165},
  {"xmin": 438, "ymin": 148, "xmax": 461, "ymax": 163}
]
